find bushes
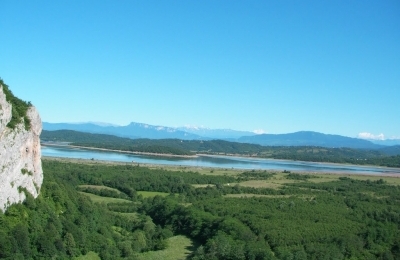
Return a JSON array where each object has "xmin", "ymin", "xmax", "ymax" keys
[{"xmin": 0, "ymin": 78, "xmax": 32, "ymax": 131}]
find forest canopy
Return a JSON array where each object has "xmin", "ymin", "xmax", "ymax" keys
[{"xmin": 1, "ymin": 159, "xmax": 399, "ymax": 259}]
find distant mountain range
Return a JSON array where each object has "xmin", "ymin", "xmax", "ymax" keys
[
  {"xmin": 368, "ymin": 139, "xmax": 400, "ymax": 146},
  {"xmin": 238, "ymin": 131, "xmax": 383, "ymax": 150},
  {"xmin": 176, "ymin": 126, "xmax": 254, "ymax": 140},
  {"xmin": 42, "ymin": 122, "xmax": 253, "ymax": 140},
  {"xmin": 43, "ymin": 122, "xmax": 400, "ymax": 150},
  {"xmin": 43, "ymin": 122, "xmax": 201, "ymax": 140}
]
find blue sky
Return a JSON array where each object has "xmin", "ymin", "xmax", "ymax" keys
[{"xmin": 1, "ymin": 1, "xmax": 399, "ymax": 139}]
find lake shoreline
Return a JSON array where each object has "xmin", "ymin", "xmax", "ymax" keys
[
  {"xmin": 198, "ymin": 153, "xmax": 400, "ymax": 171},
  {"xmin": 42, "ymin": 142, "xmax": 400, "ymax": 171},
  {"xmin": 41, "ymin": 142, "xmax": 198, "ymax": 158},
  {"xmin": 42, "ymin": 156, "xmax": 400, "ymax": 178}
]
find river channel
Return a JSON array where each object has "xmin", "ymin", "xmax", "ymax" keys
[{"xmin": 41, "ymin": 145, "xmax": 400, "ymax": 175}]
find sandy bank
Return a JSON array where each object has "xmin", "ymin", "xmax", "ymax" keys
[
  {"xmin": 42, "ymin": 156, "xmax": 400, "ymax": 178},
  {"xmin": 41, "ymin": 142, "xmax": 198, "ymax": 158}
]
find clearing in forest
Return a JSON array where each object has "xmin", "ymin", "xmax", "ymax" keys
[
  {"xmin": 137, "ymin": 235, "xmax": 196, "ymax": 260},
  {"xmin": 137, "ymin": 191, "xmax": 170, "ymax": 198},
  {"xmin": 78, "ymin": 192, "xmax": 132, "ymax": 204}
]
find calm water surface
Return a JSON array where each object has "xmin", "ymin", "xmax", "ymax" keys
[{"xmin": 41, "ymin": 145, "xmax": 400, "ymax": 175}]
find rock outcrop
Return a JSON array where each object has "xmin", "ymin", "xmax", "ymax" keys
[{"xmin": 0, "ymin": 83, "xmax": 43, "ymax": 212}]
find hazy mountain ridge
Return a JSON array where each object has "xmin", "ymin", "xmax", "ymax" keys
[
  {"xmin": 369, "ymin": 139, "xmax": 400, "ymax": 146},
  {"xmin": 238, "ymin": 131, "xmax": 383, "ymax": 150},
  {"xmin": 43, "ymin": 122, "xmax": 397, "ymax": 150},
  {"xmin": 43, "ymin": 122, "xmax": 202, "ymax": 140},
  {"xmin": 177, "ymin": 126, "xmax": 254, "ymax": 139}
]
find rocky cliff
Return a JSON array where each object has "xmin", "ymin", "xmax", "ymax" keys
[{"xmin": 0, "ymin": 82, "xmax": 43, "ymax": 212}]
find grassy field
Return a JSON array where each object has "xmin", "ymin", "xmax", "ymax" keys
[
  {"xmin": 137, "ymin": 191, "xmax": 170, "ymax": 198},
  {"xmin": 236, "ymin": 172, "xmax": 400, "ymax": 189},
  {"xmin": 78, "ymin": 192, "xmax": 132, "ymax": 204},
  {"xmin": 79, "ymin": 186, "xmax": 170, "ymax": 199},
  {"xmin": 339, "ymin": 174, "xmax": 400, "ymax": 185},
  {"xmin": 146, "ymin": 164, "xmax": 242, "ymax": 177},
  {"xmin": 237, "ymin": 180, "xmax": 284, "ymax": 189},
  {"xmin": 224, "ymin": 194, "xmax": 292, "ymax": 198},
  {"xmin": 79, "ymin": 184, "xmax": 122, "ymax": 193},
  {"xmin": 148, "ymin": 164, "xmax": 400, "ymax": 187},
  {"xmin": 74, "ymin": 251, "xmax": 100, "ymax": 260},
  {"xmin": 192, "ymin": 184, "xmax": 216, "ymax": 188},
  {"xmin": 78, "ymin": 186, "xmax": 169, "ymax": 202},
  {"xmin": 45, "ymin": 157, "xmax": 399, "ymax": 181},
  {"xmin": 117, "ymin": 212, "xmax": 140, "ymax": 220},
  {"xmin": 137, "ymin": 235, "xmax": 196, "ymax": 260},
  {"xmin": 73, "ymin": 236, "xmax": 195, "ymax": 260}
]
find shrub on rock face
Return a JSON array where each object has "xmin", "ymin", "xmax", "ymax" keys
[
  {"xmin": 0, "ymin": 78, "xmax": 43, "ymax": 213},
  {"xmin": 0, "ymin": 78, "xmax": 32, "ymax": 131}
]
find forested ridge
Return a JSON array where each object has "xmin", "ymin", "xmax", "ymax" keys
[
  {"xmin": 41, "ymin": 130, "xmax": 400, "ymax": 167},
  {"xmin": 41, "ymin": 130, "xmax": 194, "ymax": 155},
  {"xmin": 1, "ymin": 159, "xmax": 399, "ymax": 259}
]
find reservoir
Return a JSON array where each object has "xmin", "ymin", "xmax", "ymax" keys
[{"xmin": 41, "ymin": 145, "xmax": 400, "ymax": 175}]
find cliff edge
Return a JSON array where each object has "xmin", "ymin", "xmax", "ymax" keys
[{"xmin": 0, "ymin": 81, "xmax": 43, "ymax": 212}]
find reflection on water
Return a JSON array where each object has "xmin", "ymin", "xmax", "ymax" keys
[{"xmin": 41, "ymin": 145, "xmax": 400, "ymax": 175}]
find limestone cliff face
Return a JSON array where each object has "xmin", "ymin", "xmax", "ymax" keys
[{"xmin": 0, "ymin": 84, "xmax": 43, "ymax": 212}]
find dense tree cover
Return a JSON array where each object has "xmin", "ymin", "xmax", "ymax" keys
[
  {"xmin": 0, "ymin": 78, "xmax": 31, "ymax": 130},
  {"xmin": 0, "ymin": 161, "xmax": 173, "ymax": 259},
  {"xmin": 3, "ymin": 159, "xmax": 399, "ymax": 258},
  {"xmin": 361, "ymin": 155, "xmax": 400, "ymax": 168},
  {"xmin": 141, "ymin": 178, "xmax": 400, "ymax": 259},
  {"xmin": 41, "ymin": 130, "xmax": 400, "ymax": 167},
  {"xmin": 265, "ymin": 147, "xmax": 400, "ymax": 168},
  {"xmin": 379, "ymin": 145, "xmax": 400, "ymax": 156},
  {"xmin": 285, "ymin": 173, "xmax": 315, "ymax": 181},
  {"xmin": 45, "ymin": 160, "xmax": 235, "ymax": 196},
  {"xmin": 237, "ymin": 170, "xmax": 275, "ymax": 181}
]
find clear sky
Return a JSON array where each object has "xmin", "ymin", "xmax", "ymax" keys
[{"xmin": 1, "ymin": 1, "xmax": 399, "ymax": 139}]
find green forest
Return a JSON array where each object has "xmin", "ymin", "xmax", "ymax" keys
[
  {"xmin": 1, "ymin": 159, "xmax": 399, "ymax": 259},
  {"xmin": 41, "ymin": 130, "xmax": 400, "ymax": 167}
]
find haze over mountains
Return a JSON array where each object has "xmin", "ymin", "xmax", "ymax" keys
[
  {"xmin": 43, "ymin": 122, "xmax": 201, "ymax": 140},
  {"xmin": 177, "ymin": 126, "xmax": 254, "ymax": 140},
  {"xmin": 43, "ymin": 122, "xmax": 400, "ymax": 150}
]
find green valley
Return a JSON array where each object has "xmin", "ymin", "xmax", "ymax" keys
[{"xmin": 1, "ymin": 158, "xmax": 399, "ymax": 259}]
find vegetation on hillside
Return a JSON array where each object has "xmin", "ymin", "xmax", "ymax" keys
[
  {"xmin": 0, "ymin": 78, "xmax": 32, "ymax": 130},
  {"xmin": 41, "ymin": 130, "xmax": 194, "ymax": 155},
  {"xmin": 1, "ymin": 159, "xmax": 400, "ymax": 259},
  {"xmin": 0, "ymin": 161, "xmax": 174, "ymax": 259},
  {"xmin": 41, "ymin": 130, "xmax": 400, "ymax": 167}
]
